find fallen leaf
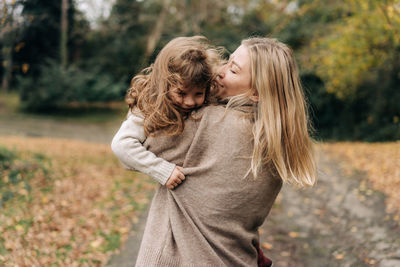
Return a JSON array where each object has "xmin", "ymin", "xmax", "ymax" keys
[
  {"xmin": 15, "ymin": 225, "xmax": 24, "ymax": 233},
  {"xmin": 261, "ymin": 242, "xmax": 273, "ymax": 250},
  {"xmin": 335, "ymin": 253, "xmax": 344, "ymax": 260},
  {"xmin": 288, "ymin": 231, "xmax": 300, "ymax": 238}
]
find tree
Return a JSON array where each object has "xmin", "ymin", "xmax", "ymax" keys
[
  {"xmin": 60, "ymin": 0, "xmax": 68, "ymax": 68},
  {"xmin": 309, "ymin": 0, "xmax": 400, "ymax": 98},
  {"xmin": 1, "ymin": 0, "xmax": 24, "ymax": 92}
]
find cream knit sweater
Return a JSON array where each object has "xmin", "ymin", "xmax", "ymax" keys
[
  {"xmin": 133, "ymin": 104, "xmax": 282, "ymax": 266},
  {"xmin": 111, "ymin": 110, "xmax": 176, "ymax": 185}
]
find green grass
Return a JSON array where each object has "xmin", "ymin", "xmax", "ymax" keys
[{"xmin": 0, "ymin": 91, "xmax": 128, "ymax": 124}]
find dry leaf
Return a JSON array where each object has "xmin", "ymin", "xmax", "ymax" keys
[
  {"xmin": 261, "ymin": 242, "xmax": 273, "ymax": 250},
  {"xmin": 335, "ymin": 253, "xmax": 344, "ymax": 260},
  {"xmin": 288, "ymin": 231, "xmax": 300, "ymax": 238}
]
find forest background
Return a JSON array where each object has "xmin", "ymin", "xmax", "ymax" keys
[
  {"xmin": 1, "ymin": 0, "xmax": 399, "ymax": 141},
  {"xmin": 1, "ymin": 0, "xmax": 400, "ymax": 265}
]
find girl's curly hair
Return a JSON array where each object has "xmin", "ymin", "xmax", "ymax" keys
[{"xmin": 126, "ymin": 36, "xmax": 221, "ymax": 136}]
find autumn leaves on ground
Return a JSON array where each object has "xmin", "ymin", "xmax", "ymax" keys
[
  {"xmin": 0, "ymin": 137, "xmax": 155, "ymax": 266},
  {"xmin": 0, "ymin": 136, "xmax": 399, "ymax": 266}
]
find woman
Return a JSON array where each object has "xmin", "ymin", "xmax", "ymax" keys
[{"xmin": 132, "ymin": 37, "xmax": 316, "ymax": 266}]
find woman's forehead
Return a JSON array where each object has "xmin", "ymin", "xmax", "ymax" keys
[{"xmin": 231, "ymin": 45, "xmax": 251, "ymax": 71}]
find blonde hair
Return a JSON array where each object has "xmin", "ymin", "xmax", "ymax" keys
[
  {"xmin": 230, "ymin": 37, "xmax": 316, "ymax": 187},
  {"xmin": 126, "ymin": 36, "xmax": 220, "ymax": 136}
]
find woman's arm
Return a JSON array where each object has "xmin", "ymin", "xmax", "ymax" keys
[{"xmin": 111, "ymin": 112, "xmax": 176, "ymax": 185}]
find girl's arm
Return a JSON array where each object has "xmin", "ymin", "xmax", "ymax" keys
[{"xmin": 111, "ymin": 112, "xmax": 177, "ymax": 185}]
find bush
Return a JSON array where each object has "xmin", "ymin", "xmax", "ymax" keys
[
  {"xmin": 303, "ymin": 64, "xmax": 400, "ymax": 142},
  {"xmin": 18, "ymin": 59, "xmax": 127, "ymax": 111}
]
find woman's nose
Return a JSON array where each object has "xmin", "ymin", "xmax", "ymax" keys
[{"xmin": 217, "ymin": 65, "xmax": 226, "ymax": 79}]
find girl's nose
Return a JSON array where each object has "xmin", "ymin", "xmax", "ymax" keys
[{"xmin": 184, "ymin": 97, "xmax": 195, "ymax": 107}]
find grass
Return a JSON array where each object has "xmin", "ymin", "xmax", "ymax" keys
[
  {"xmin": 0, "ymin": 136, "xmax": 156, "ymax": 266},
  {"xmin": 0, "ymin": 91, "xmax": 128, "ymax": 124}
]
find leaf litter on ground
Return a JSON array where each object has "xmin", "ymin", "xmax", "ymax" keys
[{"xmin": 0, "ymin": 136, "xmax": 155, "ymax": 266}]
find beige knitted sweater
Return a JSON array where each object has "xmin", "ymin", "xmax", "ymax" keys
[{"xmin": 135, "ymin": 104, "xmax": 282, "ymax": 267}]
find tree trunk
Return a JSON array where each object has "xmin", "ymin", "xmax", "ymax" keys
[
  {"xmin": 1, "ymin": 2, "xmax": 17, "ymax": 92},
  {"xmin": 1, "ymin": 45, "xmax": 13, "ymax": 92},
  {"xmin": 143, "ymin": 0, "xmax": 172, "ymax": 64},
  {"xmin": 60, "ymin": 0, "xmax": 69, "ymax": 68}
]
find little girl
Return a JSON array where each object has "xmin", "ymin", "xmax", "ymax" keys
[{"xmin": 111, "ymin": 36, "xmax": 219, "ymax": 190}]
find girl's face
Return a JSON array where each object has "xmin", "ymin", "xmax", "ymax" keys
[
  {"xmin": 168, "ymin": 86, "xmax": 206, "ymax": 113},
  {"xmin": 216, "ymin": 45, "xmax": 252, "ymax": 98}
]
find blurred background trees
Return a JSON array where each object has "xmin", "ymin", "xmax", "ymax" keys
[{"xmin": 0, "ymin": 0, "xmax": 399, "ymax": 140}]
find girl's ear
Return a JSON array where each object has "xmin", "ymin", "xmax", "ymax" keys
[{"xmin": 249, "ymin": 89, "xmax": 259, "ymax": 102}]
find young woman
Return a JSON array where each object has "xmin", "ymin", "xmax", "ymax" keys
[{"xmin": 124, "ymin": 37, "xmax": 316, "ymax": 266}]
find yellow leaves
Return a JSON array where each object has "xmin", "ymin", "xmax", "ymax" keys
[
  {"xmin": 21, "ymin": 63, "xmax": 29, "ymax": 74},
  {"xmin": 307, "ymin": 0, "xmax": 398, "ymax": 98},
  {"xmin": 15, "ymin": 224, "xmax": 24, "ymax": 233}
]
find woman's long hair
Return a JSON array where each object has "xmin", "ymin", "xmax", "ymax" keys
[
  {"xmin": 126, "ymin": 36, "xmax": 220, "ymax": 136},
  {"xmin": 230, "ymin": 37, "xmax": 316, "ymax": 187}
]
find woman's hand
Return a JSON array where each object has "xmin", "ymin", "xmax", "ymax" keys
[{"xmin": 166, "ymin": 166, "xmax": 185, "ymax": 189}]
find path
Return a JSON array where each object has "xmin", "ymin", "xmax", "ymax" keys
[
  {"xmin": 259, "ymin": 152, "xmax": 400, "ymax": 267},
  {"xmin": 0, "ymin": 113, "xmax": 120, "ymax": 143},
  {"xmin": 1, "ymin": 116, "xmax": 399, "ymax": 266}
]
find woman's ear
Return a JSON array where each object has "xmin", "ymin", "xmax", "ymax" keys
[{"xmin": 249, "ymin": 90, "xmax": 259, "ymax": 102}]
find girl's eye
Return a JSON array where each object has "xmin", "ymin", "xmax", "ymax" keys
[
  {"xmin": 178, "ymin": 92, "xmax": 185, "ymax": 96},
  {"xmin": 196, "ymin": 92, "xmax": 204, "ymax": 96},
  {"xmin": 230, "ymin": 69, "xmax": 237, "ymax": 74}
]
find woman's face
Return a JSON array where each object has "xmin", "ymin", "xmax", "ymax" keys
[{"xmin": 216, "ymin": 45, "xmax": 252, "ymax": 98}]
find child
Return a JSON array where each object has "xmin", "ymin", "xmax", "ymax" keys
[{"xmin": 111, "ymin": 36, "xmax": 219, "ymax": 190}]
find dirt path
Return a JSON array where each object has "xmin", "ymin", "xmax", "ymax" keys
[
  {"xmin": 259, "ymin": 152, "xmax": 400, "ymax": 267},
  {"xmin": 0, "ymin": 114, "xmax": 121, "ymax": 144}
]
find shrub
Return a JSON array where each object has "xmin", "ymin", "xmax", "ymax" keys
[{"xmin": 18, "ymin": 59, "xmax": 126, "ymax": 111}]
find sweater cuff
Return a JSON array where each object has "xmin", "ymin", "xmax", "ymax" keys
[{"xmin": 150, "ymin": 161, "xmax": 176, "ymax": 186}]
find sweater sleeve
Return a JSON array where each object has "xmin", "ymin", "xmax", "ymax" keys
[{"xmin": 111, "ymin": 112, "xmax": 176, "ymax": 185}]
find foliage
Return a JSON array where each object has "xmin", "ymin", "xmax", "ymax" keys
[
  {"xmin": 296, "ymin": 0, "xmax": 400, "ymax": 141},
  {"xmin": 2, "ymin": 0, "xmax": 399, "ymax": 140},
  {"xmin": 18, "ymin": 59, "xmax": 126, "ymax": 111},
  {"xmin": 0, "ymin": 136, "xmax": 155, "ymax": 266},
  {"xmin": 79, "ymin": 0, "xmax": 147, "ymax": 80},
  {"xmin": 12, "ymin": 0, "xmax": 87, "ymax": 77}
]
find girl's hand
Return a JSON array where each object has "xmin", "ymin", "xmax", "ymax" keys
[{"xmin": 166, "ymin": 166, "xmax": 185, "ymax": 189}]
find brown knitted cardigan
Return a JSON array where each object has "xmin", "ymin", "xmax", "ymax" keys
[{"xmin": 135, "ymin": 104, "xmax": 282, "ymax": 266}]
